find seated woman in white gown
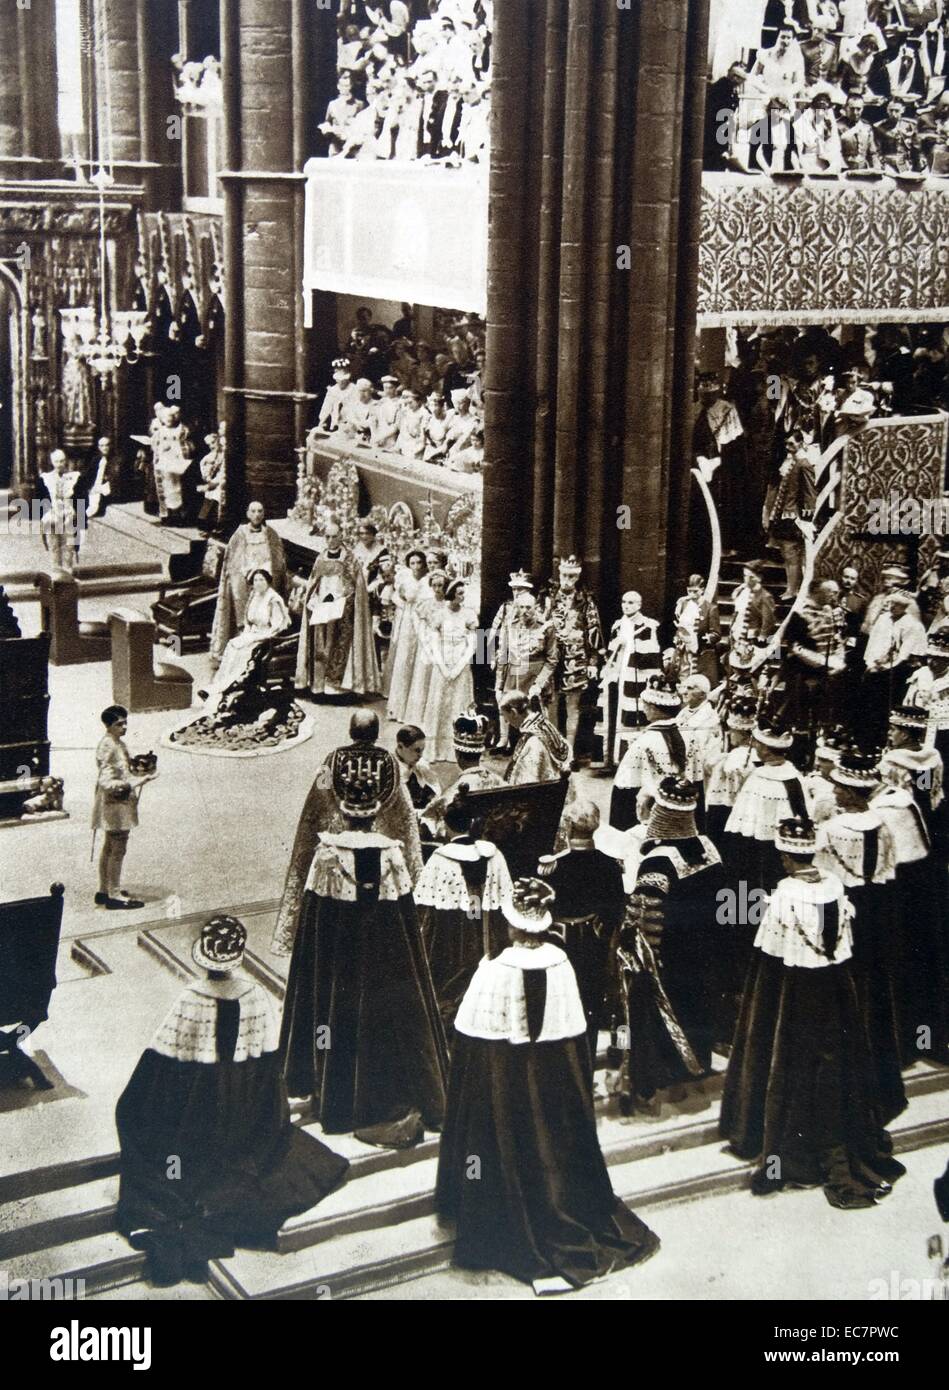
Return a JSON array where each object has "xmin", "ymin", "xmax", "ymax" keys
[{"xmin": 200, "ymin": 568, "xmax": 290, "ymax": 713}]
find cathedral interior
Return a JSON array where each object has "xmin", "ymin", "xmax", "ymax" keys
[{"xmin": 1, "ymin": 0, "xmax": 949, "ymax": 1313}]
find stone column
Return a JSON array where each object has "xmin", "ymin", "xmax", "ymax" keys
[
  {"xmin": 221, "ymin": 0, "xmax": 319, "ymax": 521},
  {"xmin": 482, "ymin": 0, "xmax": 709, "ymax": 624}
]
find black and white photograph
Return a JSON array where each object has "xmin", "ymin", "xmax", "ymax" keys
[{"xmin": 1, "ymin": 0, "xmax": 949, "ymax": 1333}]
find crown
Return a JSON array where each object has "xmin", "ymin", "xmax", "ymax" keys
[
  {"xmin": 753, "ymin": 721, "xmax": 794, "ymax": 750},
  {"xmin": 558, "ymin": 554, "xmax": 583, "ymax": 577},
  {"xmin": 775, "ymin": 816, "xmax": 817, "ymax": 855},
  {"xmin": 927, "ymin": 628, "xmax": 949, "ymax": 659},
  {"xmin": 642, "ymin": 673, "xmax": 681, "ymax": 708},
  {"xmin": 726, "ymin": 697, "xmax": 757, "ymax": 731},
  {"xmin": 889, "ymin": 704, "xmax": 928, "ymax": 734},
  {"xmin": 192, "ymin": 915, "xmax": 247, "ymax": 973},
  {"xmin": 653, "ymin": 776, "xmax": 699, "ymax": 812},
  {"xmin": 501, "ymin": 877, "xmax": 556, "ymax": 934},
  {"xmin": 831, "ymin": 749, "xmax": 882, "ymax": 790},
  {"xmin": 332, "ymin": 357, "xmax": 352, "ymax": 372},
  {"xmin": 331, "ymin": 745, "xmax": 398, "ymax": 819},
  {"xmin": 508, "ymin": 569, "xmax": 533, "ymax": 591},
  {"xmin": 453, "ymin": 707, "xmax": 490, "ymax": 752}
]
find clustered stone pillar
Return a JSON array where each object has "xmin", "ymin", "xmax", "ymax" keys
[
  {"xmin": 482, "ymin": 0, "xmax": 709, "ymax": 624},
  {"xmin": 220, "ymin": 0, "xmax": 324, "ymax": 523}
]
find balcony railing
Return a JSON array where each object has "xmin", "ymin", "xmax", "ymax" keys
[
  {"xmin": 302, "ymin": 158, "xmax": 488, "ymax": 319},
  {"xmin": 699, "ymin": 171, "xmax": 949, "ymax": 327}
]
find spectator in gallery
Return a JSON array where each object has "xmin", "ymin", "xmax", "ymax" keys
[
  {"xmin": 836, "ymin": 30, "xmax": 888, "ymax": 96},
  {"xmin": 459, "ymin": 80, "xmax": 490, "ymax": 163},
  {"xmin": 371, "ymin": 375, "xmax": 403, "ymax": 449},
  {"xmin": 705, "ymin": 61, "xmax": 754, "ymax": 172},
  {"xmin": 839, "ymin": 91, "xmax": 882, "ymax": 167},
  {"xmin": 319, "ymin": 68, "xmax": 365, "ymax": 155},
  {"xmin": 397, "ymin": 388, "xmax": 428, "ymax": 459},
  {"xmin": 442, "ymin": 337, "xmax": 474, "ymax": 402},
  {"xmin": 875, "ymin": 95, "xmax": 925, "ymax": 172},
  {"xmin": 923, "ymin": 106, "xmax": 949, "ymax": 173},
  {"xmin": 393, "ymin": 302, "xmax": 414, "ymax": 340},
  {"xmin": 794, "ymin": 89, "xmax": 844, "ymax": 171},
  {"xmin": 800, "ymin": 23, "xmax": 842, "ymax": 88},
  {"xmin": 423, "ymin": 391, "xmax": 452, "ymax": 462},
  {"xmin": 750, "ymin": 24, "xmax": 807, "ymax": 146},
  {"xmin": 339, "ymin": 88, "xmax": 395, "ymax": 160},
  {"xmin": 414, "ymin": 67, "xmax": 448, "ymax": 160}
]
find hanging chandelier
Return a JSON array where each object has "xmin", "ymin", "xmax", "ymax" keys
[{"xmin": 59, "ymin": 0, "xmax": 149, "ymax": 381}]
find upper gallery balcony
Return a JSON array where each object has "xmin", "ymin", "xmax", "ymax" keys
[{"xmin": 302, "ymin": 158, "xmax": 488, "ymax": 323}]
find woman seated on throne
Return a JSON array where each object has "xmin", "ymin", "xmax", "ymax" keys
[{"xmin": 199, "ymin": 569, "xmax": 290, "ymax": 714}]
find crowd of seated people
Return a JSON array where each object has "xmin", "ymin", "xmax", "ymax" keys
[
  {"xmin": 312, "ymin": 304, "xmax": 485, "ymax": 471},
  {"xmin": 693, "ymin": 321, "xmax": 948, "ymax": 568},
  {"xmin": 706, "ymin": 1, "xmax": 949, "ymax": 174},
  {"xmin": 320, "ymin": 0, "xmax": 492, "ymax": 164}
]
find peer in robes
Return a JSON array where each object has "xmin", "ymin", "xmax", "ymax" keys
[
  {"xmin": 614, "ymin": 778, "xmax": 727, "ymax": 1112},
  {"xmin": 722, "ymin": 719, "xmax": 809, "ymax": 894},
  {"xmin": 434, "ymin": 877, "xmax": 660, "ymax": 1296},
  {"xmin": 704, "ymin": 696, "xmax": 758, "ymax": 844},
  {"xmin": 720, "ymin": 817, "xmax": 906, "ymax": 1211},
  {"xmin": 609, "ymin": 672, "xmax": 693, "ymax": 831},
  {"xmin": 500, "ymin": 691, "xmax": 572, "ymax": 786},
  {"xmin": 270, "ymin": 711, "xmax": 423, "ymax": 957},
  {"xmin": 295, "ymin": 516, "xmax": 380, "ymax": 698},
  {"xmin": 415, "ymin": 796, "xmax": 514, "ymax": 1030},
  {"xmin": 877, "ymin": 706, "xmax": 949, "ymax": 1066},
  {"xmin": 421, "ymin": 708, "xmax": 506, "ymax": 842},
  {"xmin": 720, "ymin": 718, "xmax": 811, "ymax": 1031},
  {"xmin": 538, "ymin": 799, "xmax": 626, "ymax": 1075},
  {"xmin": 277, "ymin": 744, "xmax": 448, "ymax": 1149},
  {"xmin": 815, "ymin": 750, "xmax": 906, "ymax": 1129},
  {"xmin": 115, "ymin": 916, "xmax": 349, "ymax": 1286},
  {"xmin": 210, "ymin": 501, "xmax": 288, "ymax": 669}
]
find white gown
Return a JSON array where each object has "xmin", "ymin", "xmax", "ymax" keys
[
  {"xmin": 203, "ymin": 589, "xmax": 290, "ymax": 712},
  {"xmin": 420, "ymin": 606, "xmax": 477, "ymax": 761}
]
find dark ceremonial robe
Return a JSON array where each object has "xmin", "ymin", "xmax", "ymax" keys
[
  {"xmin": 415, "ymin": 837, "xmax": 513, "ymax": 1030},
  {"xmin": 279, "ymin": 831, "xmax": 448, "ymax": 1138},
  {"xmin": 435, "ymin": 942, "xmax": 659, "ymax": 1288},
  {"xmin": 270, "ymin": 744, "xmax": 423, "ymax": 956},
  {"xmin": 539, "ymin": 845, "xmax": 627, "ymax": 1071},
  {"xmin": 816, "ymin": 812, "xmax": 906, "ymax": 1125},
  {"xmin": 618, "ymin": 835, "xmax": 727, "ymax": 1101},
  {"xmin": 871, "ymin": 784, "xmax": 949, "ymax": 1066},
  {"xmin": 116, "ymin": 976, "xmax": 348, "ymax": 1286},
  {"xmin": 720, "ymin": 873, "xmax": 900, "ymax": 1203},
  {"xmin": 721, "ymin": 760, "xmax": 811, "ymax": 1034}
]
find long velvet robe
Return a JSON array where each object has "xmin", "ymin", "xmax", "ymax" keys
[
  {"xmin": 435, "ymin": 944, "xmax": 659, "ymax": 1289},
  {"xmin": 271, "ymin": 746, "xmax": 423, "ymax": 957},
  {"xmin": 116, "ymin": 976, "xmax": 347, "ymax": 1286},
  {"xmin": 278, "ymin": 832, "xmax": 448, "ymax": 1135}
]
